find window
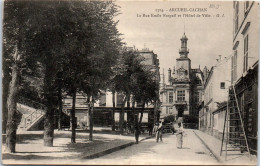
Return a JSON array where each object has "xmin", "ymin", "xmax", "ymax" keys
[
  {"xmin": 234, "ymin": 50, "xmax": 237, "ymax": 81},
  {"xmin": 220, "ymin": 82, "xmax": 225, "ymax": 89},
  {"xmin": 137, "ymin": 102, "xmax": 143, "ymax": 107},
  {"xmin": 99, "ymin": 93, "xmax": 106, "ymax": 106},
  {"xmin": 196, "ymin": 79, "xmax": 201, "ymax": 84},
  {"xmin": 245, "ymin": 1, "xmax": 250, "ymax": 15},
  {"xmin": 231, "ymin": 56, "xmax": 234, "ymax": 83},
  {"xmin": 243, "ymin": 35, "xmax": 249, "ymax": 72},
  {"xmin": 177, "ymin": 90, "xmax": 185, "ymax": 101},
  {"xmin": 231, "ymin": 50, "xmax": 238, "ymax": 83},
  {"xmin": 194, "ymin": 92, "xmax": 200, "ymax": 103},
  {"xmin": 235, "ymin": 2, "xmax": 239, "ymax": 33},
  {"xmin": 116, "ymin": 93, "xmax": 124, "ymax": 107},
  {"xmin": 169, "ymin": 92, "xmax": 173, "ymax": 103}
]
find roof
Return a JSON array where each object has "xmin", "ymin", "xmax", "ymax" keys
[{"xmin": 181, "ymin": 33, "xmax": 188, "ymax": 40}]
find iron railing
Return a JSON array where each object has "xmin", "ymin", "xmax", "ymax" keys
[{"xmin": 18, "ymin": 97, "xmax": 46, "ymax": 129}]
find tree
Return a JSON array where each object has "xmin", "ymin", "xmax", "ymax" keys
[
  {"xmin": 3, "ymin": 0, "xmax": 122, "ymax": 148},
  {"xmin": 109, "ymin": 55, "xmax": 127, "ymax": 131},
  {"xmin": 5, "ymin": 46, "xmax": 23, "ymax": 153},
  {"xmin": 111, "ymin": 50, "xmax": 145, "ymax": 134},
  {"xmin": 59, "ymin": 1, "xmax": 122, "ymax": 142},
  {"xmin": 164, "ymin": 115, "xmax": 175, "ymax": 123},
  {"xmin": 3, "ymin": 0, "xmax": 39, "ymax": 152},
  {"xmin": 110, "ymin": 49, "xmax": 160, "ymax": 140},
  {"xmin": 131, "ymin": 67, "xmax": 159, "ymax": 143}
]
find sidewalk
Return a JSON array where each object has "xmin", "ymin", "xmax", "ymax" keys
[
  {"xmin": 193, "ymin": 130, "xmax": 257, "ymax": 165},
  {"xmin": 2, "ymin": 129, "xmax": 152, "ymax": 165}
]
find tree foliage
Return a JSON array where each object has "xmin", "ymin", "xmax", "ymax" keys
[
  {"xmin": 3, "ymin": 0, "xmax": 122, "ymax": 150},
  {"xmin": 111, "ymin": 49, "xmax": 159, "ymax": 141}
]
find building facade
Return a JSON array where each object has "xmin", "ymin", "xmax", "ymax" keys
[
  {"xmin": 199, "ymin": 56, "xmax": 231, "ymax": 139},
  {"xmin": 160, "ymin": 33, "xmax": 204, "ymax": 127},
  {"xmin": 199, "ymin": 1, "xmax": 258, "ymax": 155},
  {"xmin": 231, "ymin": 1, "xmax": 258, "ymax": 154},
  {"xmin": 63, "ymin": 47, "xmax": 160, "ymax": 130}
]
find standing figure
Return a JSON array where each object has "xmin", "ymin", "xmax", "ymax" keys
[
  {"xmin": 153, "ymin": 121, "xmax": 163, "ymax": 142},
  {"xmin": 148, "ymin": 122, "xmax": 153, "ymax": 136},
  {"xmin": 171, "ymin": 122, "xmax": 175, "ymax": 134},
  {"xmin": 176, "ymin": 123, "xmax": 184, "ymax": 149}
]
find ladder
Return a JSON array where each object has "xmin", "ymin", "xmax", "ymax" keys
[{"xmin": 220, "ymin": 86, "xmax": 250, "ymax": 160}]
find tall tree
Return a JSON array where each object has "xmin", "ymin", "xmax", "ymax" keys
[
  {"xmin": 134, "ymin": 70, "xmax": 159, "ymax": 143},
  {"xmin": 61, "ymin": 1, "xmax": 122, "ymax": 142},
  {"xmin": 112, "ymin": 50, "xmax": 145, "ymax": 134},
  {"xmin": 3, "ymin": 0, "xmax": 122, "ymax": 148},
  {"xmin": 3, "ymin": 0, "xmax": 37, "ymax": 152}
]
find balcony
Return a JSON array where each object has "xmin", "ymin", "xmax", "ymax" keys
[{"xmin": 174, "ymin": 100, "xmax": 187, "ymax": 105}]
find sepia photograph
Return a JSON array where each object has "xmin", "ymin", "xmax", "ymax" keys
[{"xmin": 1, "ymin": 0, "xmax": 259, "ymax": 165}]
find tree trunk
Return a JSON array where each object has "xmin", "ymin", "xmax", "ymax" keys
[
  {"xmin": 132, "ymin": 100, "xmax": 139, "ymax": 144},
  {"xmin": 138, "ymin": 101, "xmax": 146, "ymax": 126},
  {"xmin": 112, "ymin": 91, "xmax": 115, "ymax": 131},
  {"xmin": 5, "ymin": 62, "xmax": 21, "ymax": 153},
  {"xmin": 2, "ymin": 73, "xmax": 10, "ymax": 134},
  {"xmin": 154, "ymin": 101, "xmax": 158, "ymax": 125},
  {"xmin": 89, "ymin": 97, "xmax": 94, "ymax": 141},
  {"xmin": 57, "ymin": 84, "xmax": 62, "ymax": 130},
  {"xmin": 119, "ymin": 95, "xmax": 127, "ymax": 134},
  {"xmin": 44, "ymin": 107, "xmax": 54, "ymax": 146},
  {"xmin": 87, "ymin": 97, "xmax": 91, "ymax": 140},
  {"xmin": 70, "ymin": 89, "xmax": 76, "ymax": 143},
  {"xmin": 126, "ymin": 98, "xmax": 130, "ymax": 132},
  {"xmin": 43, "ymin": 57, "xmax": 56, "ymax": 147}
]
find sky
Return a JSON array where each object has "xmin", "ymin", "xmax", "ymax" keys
[{"xmin": 115, "ymin": 1, "xmax": 233, "ymax": 75}]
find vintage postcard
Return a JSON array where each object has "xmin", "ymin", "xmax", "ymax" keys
[{"xmin": 2, "ymin": 0, "xmax": 259, "ymax": 165}]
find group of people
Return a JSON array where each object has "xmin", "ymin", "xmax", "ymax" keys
[{"xmin": 153, "ymin": 121, "xmax": 184, "ymax": 149}]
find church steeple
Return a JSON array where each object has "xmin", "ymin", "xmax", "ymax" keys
[{"xmin": 179, "ymin": 33, "xmax": 189, "ymax": 58}]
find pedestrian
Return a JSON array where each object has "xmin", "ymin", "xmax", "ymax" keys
[
  {"xmin": 153, "ymin": 121, "xmax": 163, "ymax": 142},
  {"xmin": 148, "ymin": 122, "xmax": 153, "ymax": 136},
  {"xmin": 176, "ymin": 122, "xmax": 184, "ymax": 149},
  {"xmin": 171, "ymin": 122, "xmax": 175, "ymax": 134},
  {"xmin": 134, "ymin": 123, "xmax": 140, "ymax": 144}
]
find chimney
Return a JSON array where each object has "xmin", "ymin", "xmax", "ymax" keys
[
  {"xmin": 219, "ymin": 55, "xmax": 222, "ymax": 61},
  {"xmin": 168, "ymin": 68, "xmax": 172, "ymax": 82}
]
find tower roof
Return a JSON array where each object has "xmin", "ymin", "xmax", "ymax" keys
[
  {"xmin": 179, "ymin": 33, "xmax": 189, "ymax": 57},
  {"xmin": 181, "ymin": 33, "xmax": 188, "ymax": 40}
]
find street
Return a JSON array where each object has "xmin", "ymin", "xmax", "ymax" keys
[{"xmin": 83, "ymin": 129, "xmax": 219, "ymax": 165}]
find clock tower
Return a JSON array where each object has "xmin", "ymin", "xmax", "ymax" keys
[
  {"xmin": 160, "ymin": 32, "xmax": 204, "ymax": 125},
  {"xmin": 173, "ymin": 33, "xmax": 192, "ymax": 119},
  {"xmin": 176, "ymin": 33, "xmax": 191, "ymax": 81}
]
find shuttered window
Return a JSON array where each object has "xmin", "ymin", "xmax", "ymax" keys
[
  {"xmin": 243, "ymin": 35, "xmax": 249, "ymax": 72},
  {"xmin": 235, "ymin": 2, "xmax": 239, "ymax": 33}
]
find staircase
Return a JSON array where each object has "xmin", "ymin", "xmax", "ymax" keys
[
  {"xmin": 17, "ymin": 98, "xmax": 46, "ymax": 131},
  {"xmin": 220, "ymin": 86, "xmax": 250, "ymax": 160}
]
